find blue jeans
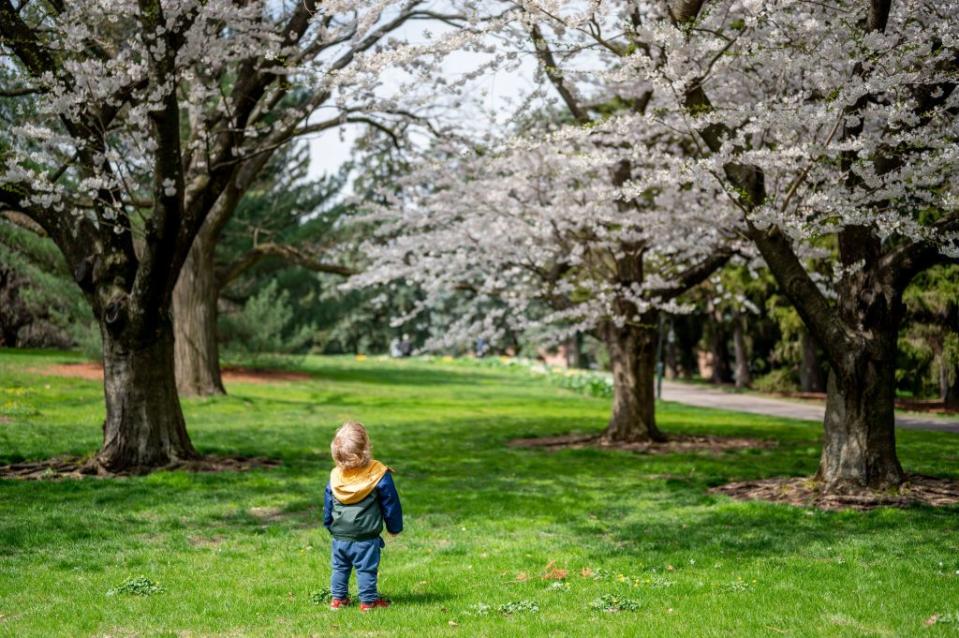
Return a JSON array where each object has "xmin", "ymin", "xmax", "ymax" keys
[{"xmin": 330, "ymin": 537, "xmax": 384, "ymax": 603}]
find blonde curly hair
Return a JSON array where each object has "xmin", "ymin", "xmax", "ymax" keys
[{"xmin": 331, "ymin": 421, "xmax": 372, "ymax": 469}]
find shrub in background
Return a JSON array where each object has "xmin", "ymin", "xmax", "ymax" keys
[
  {"xmin": 752, "ymin": 368, "xmax": 801, "ymax": 394},
  {"xmin": 219, "ymin": 281, "xmax": 315, "ymax": 368}
]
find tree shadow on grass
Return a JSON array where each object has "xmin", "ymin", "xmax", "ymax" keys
[
  {"xmin": 298, "ymin": 363, "xmax": 513, "ymax": 389},
  {"xmin": 3, "ymin": 412, "xmax": 956, "ymax": 565},
  {"xmin": 385, "ymin": 591, "xmax": 454, "ymax": 605},
  {"xmin": 570, "ymin": 482, "xmax": 959, "ymax": 565}
]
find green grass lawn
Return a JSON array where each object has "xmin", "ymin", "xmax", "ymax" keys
[{"xmin": 1, "ymin": 349, "xmax": 958, "ymax": 637}]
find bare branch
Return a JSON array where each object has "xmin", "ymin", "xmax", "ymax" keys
[
  {"xmin": 650, "ymin": 247, "xmax": 735, "ymax": 301},
  {"xmin": 219, "ymin": 242, "xmax": 354, "ymax": 287},
  {"xmin": 0, "ymin": 85, "xmax": 44, "ymax": 97},
  {"xmin": 529, "ymin": 22, "xmax": 591, "ymax": 125}
]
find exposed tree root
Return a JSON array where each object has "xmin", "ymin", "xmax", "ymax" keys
[
  {"xmin": 711, "ymin": 474, "xmax": 959, "ymax": 510},
  {"xmin": 508, "ymin": 433, "xmax": 776, "ymax": 455},
  {"xmin": 0, "ymin": 454, "xmax": 281, "ymax": 480}
]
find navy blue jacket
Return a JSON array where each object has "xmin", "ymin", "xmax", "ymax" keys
[{"xmin": 324, "ymin": 471, "xmax": 403, "ymax": 535}]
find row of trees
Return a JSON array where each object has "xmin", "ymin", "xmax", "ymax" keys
[
  {"xmin": 355, "ymin": 0, "xmax": 958, "ymax": 491},
  {"xmin": 1, "ymin": 0, "xmax": 956, "ymax": 496}
]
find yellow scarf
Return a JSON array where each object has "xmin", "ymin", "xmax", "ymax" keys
[{"xmin": 330, "ymin": 459, "xmax": 390, "ymax": 504}]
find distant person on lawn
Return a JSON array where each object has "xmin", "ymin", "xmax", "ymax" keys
[{"xmin": 323, "ymin": 421, "xmax": 403, "ymax": 611}]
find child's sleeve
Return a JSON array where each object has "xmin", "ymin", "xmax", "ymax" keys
[
  {"xmin": 376, "ymin": 472, "xmax": 404, "ymax": 534},
  {"xmin": 323, "ymin": 482, "xmax": 334, "ymax": 531}
]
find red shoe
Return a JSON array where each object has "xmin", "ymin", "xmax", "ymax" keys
[
  {"xmin": 330, "ymin": 597, "xmax": 351, "ymax": 610},
  {"xmin": 359, "ymin": 599, "xmax": 391, "ymax": 612}
]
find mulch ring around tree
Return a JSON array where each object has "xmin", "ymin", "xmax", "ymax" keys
[
  {"xmin": 508, "ymin": 433, "xmax": 776, "ymax": 455},
  {"xmin": 0, "ymin": 455, "xmax": 281, "ymax": 480},
  {"xmin": 34, "ymin": 362, "xmax": 311, "ymax": 384},
  {"xmin": 711, "ymin": 475, "xmax": 959, "ymax": 510}
]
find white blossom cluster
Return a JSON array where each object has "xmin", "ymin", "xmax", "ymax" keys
[
  {"xmin": 0, "ymin": 0, "xmax": 494, "ymax": 237},
  {"xmin": 349, "ymin": 0, "xmax": 958, "ymax": 351},
  {"xmin": 554, "ymin": 0, "xmax": 959, "ymax": 255},
  {"xmin": 350, "ymin": 119, "xmax": 740, "ymax": 350}
]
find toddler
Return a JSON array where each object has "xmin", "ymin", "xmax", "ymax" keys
[{"xmin": 323, "ymin": 421, "xmax": 403, "ymax": 611}]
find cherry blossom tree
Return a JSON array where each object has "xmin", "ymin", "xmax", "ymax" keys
[
  {"xmin": 518, "ymin": 9, "xmax": 740, "ymax": 442},
  {"xmin": 0, "ymin": 0, "xmax": 480, "ymax": 470},
  {"xmin": 520, "ymin": 0, "xmax": 958, "ymax": 489},
  {"xmin": 344, "ymin": 3, "xmax": 741, "ymax": 443},
  {"xmin": 351, "ymin": 122, "xmax": 739, "ymax": 442}
]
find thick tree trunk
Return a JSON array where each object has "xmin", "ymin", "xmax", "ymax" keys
[
  {"xmin": 733, "ymin": 313, "xmax": 750, "ymax": 389},
  {"xmin": 799, "ymin": 329, "xmax": 825, "ymax": 393},
  {"xmin": 816, "ymin": 331, "xmax": 904, "ymax": 490},
  {"xmin": 744, "ymin": 223, "xmax": 910, "ymax": 492},
  {"xmin": 96, "ymin": 315, "xmax": 198, "ymax": 472},
  {"xmin": 600, "ymin": 318, "xmax": 665, "ymax": 443},
  {"xmin": 173, "ymin": 238, "xmax": 225, "ymax": 396}
]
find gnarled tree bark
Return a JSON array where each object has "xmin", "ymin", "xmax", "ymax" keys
[
  {"xmin": 98, "ymin": 313, "xmax": 196, "ymax": 471},
  {"xmin": 601, "ymin": 315, "xmax": 664, "ymax": 443},
  {"xmin": 813, "ymin": 247, "xmax": 904, "ymax": 489},
  {"xmin": 746, "ymin": 226, "xmax": 909, "ymax": 490},
  {"xmin": 819, "ymin": 366, "xmax": 902, "ymax": 491}
]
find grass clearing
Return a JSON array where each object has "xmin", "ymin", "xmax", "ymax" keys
[{"xmin": 1, "ymin": 349, "xmax": 958, "ymax": 637}]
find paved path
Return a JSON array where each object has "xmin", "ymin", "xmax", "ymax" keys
[{"xmin": 660, "ymin": 381, "xmax": 959, "ymax": 434}]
